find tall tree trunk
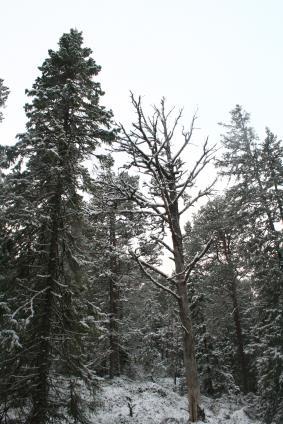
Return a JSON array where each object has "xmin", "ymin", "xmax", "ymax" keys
[
  {"xmin": 117, "ymin": 95, "xmax": 213, "ymax": 422},
  {"xmin": 230, "ymin": 276, "xmax": 248, "ymax": 392},
  {"xmin": 202, "ymin": 329, "xmax": 214, "ymax": 395},
  {"xmin": 222, "ymin": 235, "xmax": 248, "ymax": 392},
  {"xmin": 29, "ymin": 184, "xmax": 61, "ymax": 423},
  {"xmin": 29, "ymin": 289, "xmax": 53, "ymax": 424},
  {"xmin": 170, "ymin": 206, "xmax": 201, "ymax": 422},
  {"xmin": 177, "ymin": 283, "xmax": 201, "ymax": 421},
  {"xmin": 109, "ymin": 211, "xmax": 120, "ymax": 378}
]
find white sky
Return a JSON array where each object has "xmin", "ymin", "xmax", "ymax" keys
[
  {"xmin": 1, "ymin": 0, "xmax": 283, "ymax": 271},
  {"xmin": 1, "ymin": 0, "xmax": 283, "ymax": 148}
]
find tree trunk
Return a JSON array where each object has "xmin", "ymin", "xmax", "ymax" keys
[
  {"xmin": 177, "ymin": 282, "xmax": 201, "ymax": 421},
  {"xmin": 222, "ymin": 235, "xmax": 248, "ymax": 392},
  {"xmin": 29, "ymin": 289, "xmax": 53, "ymax": 424},
  {"xmin": 203, "ymin": 330, "xmax": 214, "ymax": 395},
  {"xmin": 109, "ymin": 211, "xmax": 120, "ymax": 378},
  {"xmin": 170, "ymin": 206, "xmax": 201, "ymax": 422},
  {"xmin": 230, "ymin": 276, "xmax": 248, "ymax": 392},
  {"xmin": 29, "ymin": 184, "xmax": 61, "ymax": 423}
]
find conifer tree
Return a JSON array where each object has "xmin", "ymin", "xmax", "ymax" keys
[
  {"xmin": 218, "ymin": 106, "xmax": 283, "ymax": 423},
  {"xmin": 0, "ymin": 30, "xmax": 115, "ymax": 423},
  {"xmin": 0, "ymin": 78, "xmax": 9, "ymax": 123},
  {"xmin": 0, "ymin": 78, "xmax": 13, "ymax": 424},
  {"xmin": 87, "ymin": 162, "xmax": 155, "ymax": 378},
  {"xmin": 184, "ymin": 197, "xmax": 253, "ymax": 394}
]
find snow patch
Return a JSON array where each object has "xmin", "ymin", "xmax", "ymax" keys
[{"xmin": 91, "ymin": 378, "xmax": 262, "ymax": 424}]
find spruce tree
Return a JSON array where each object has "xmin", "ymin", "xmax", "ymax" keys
[
  {"xmin": 184, "ymin": 197, "xmax": 253, "ymax": 395},
  {"xmin": 0, "ymin": 78, "xmax": 9, "ymax": 123},
  {"xmin": 87, "ymin": 163, "xmax": 153, "ymax": 378},
  {"xmin": 218, "ymin": 106, "xmax": 283, "ymax": 423},
  {"xmin": 0, "ymin": 29, "xmax": 115, "ymax": 423}
]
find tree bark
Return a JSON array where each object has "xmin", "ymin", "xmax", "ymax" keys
[
  {"xmin": 222, "ymin": 234, "xmax": 248, "ymax": 392},
  {"xmin": 177, "ymin": 282, "xmax": 201, "ymax": 421},
  {"xmin": 29, "ymin": 183, "xmax": 61, "ymax": 423},
  {"xmin": 116, "ymin": 95, "xmax": 214, "ymax": 421},
  {"xmin": 170, "ymin": 204, "xmax": 201, "ymax": 422},
  {"xmin": 230, "ymin": 276, "xmax": 248, "ymax": 392},
  {"xmin": 109, "ymin": 210, "xmax": 120, "ymax": 378}
]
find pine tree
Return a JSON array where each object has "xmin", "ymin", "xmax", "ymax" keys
[
  {"xmin": 0, "ymin": 29, "xmax": 115, "ymax": 423},
  {"xmin": 184, "ymin": 196, "xmax": 254, "ymax": 394},
  {"xmin": 0, "ymin": 78, "xmax": 9, "ymax": 123},
  {"xmin": 218, "ymin": 106, "xmax": 283, "ymax": 423},
  {"xmin": 87, "ymin": 162, "xmax": 154, "ymax": 378}
]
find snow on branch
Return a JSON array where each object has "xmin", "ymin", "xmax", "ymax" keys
[
  {"xmin": 179, "ymin": 178, "xmax": 217, "ymax": 216},
  {"xmin": 174, "ymin": 137, "xmax": 216, "ymax": 203},
  {"xmin": 11, "ymin": 286, "xmax": 50, "ymax": 324},
  {"xmin": 150, "ymin": 234, "xmax": 175, "ymax": 255},
  {"xmin": 130, "ymin": 250, "xmax": 180, "ymax": 300},
  {"xmin": 184, "ymin": 237, "xmax": 214, "ymax": 283},
  {"xmin": 172, "ymin": 112, "xmax": 197, "ymax": 164}
]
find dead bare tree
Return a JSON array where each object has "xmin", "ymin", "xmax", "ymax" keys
[{"xmin": 114, "ymin": 94, "xmax": 216, "ymax": 422}]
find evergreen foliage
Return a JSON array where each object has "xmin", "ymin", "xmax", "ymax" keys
[
  {"xmin": 0, "ymin": 34, "xmax": 282, "ymax": 424},
  {"xmin": 0, "ymin": 78, "xmax": 9, "ymax": 123},
  {"xmin": 184, "ymin": 198, "xmax": 253, "ymax": 396},
  {"xmin": 217, "ymin": 106, "xmax": 283, "ymax": 423},
  {"xmin": 0, "ymin": 29, "xmax": 114, "ymax": 423}
]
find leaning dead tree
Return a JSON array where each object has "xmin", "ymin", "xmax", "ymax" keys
[{"xmin": 114, "ymin": 94, "xmax": 215, "ymax": 422}]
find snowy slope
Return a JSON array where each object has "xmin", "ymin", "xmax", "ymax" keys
[{"xmin": 91, "ymin": 378, "xmax": 262, "ymax": 424}]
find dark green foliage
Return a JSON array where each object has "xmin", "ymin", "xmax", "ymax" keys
[
  {"xmin": 0, "ymin": 78, "xmax": 9, "ymax": 123},
  {"xmin": 183, "ymin": 199, "xmax": 251, "ymax": 396},
  {"xmin": 0, "ymin": 29, "xmax": 114, "ymax": 423},
  {"xmin": 217, "ymin": 106, "xmax": 283, "ymax": 422},
  {"xmin": 127, "ymin": 282, "xmax": 183, "ymax": 381},
  {"xmin": 86, "ymin": 165, "xmax": 156, "ymax": 378},
  {"xmin": 1, "ymin": 36, "xmax": 283, "ymax": 423}
]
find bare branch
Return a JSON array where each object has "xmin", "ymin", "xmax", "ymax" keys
[
  {"xmin": 150, "ymin": 234, "xmax": 174, "ymax": 254},
  {"xmin": 179, "ymin": 178, "xmax": 217, "ymax": 215},
  {"xmin": 172, "ymin": 112, "xmax": 197, "ymax": 164},
  {"xmin": 132, "ymin": 253, "xmax": 170, "ymax": 280},
  {"xmin": 174, "ymin": 139, "xmax": 216, "ymax": 202},
  {"xmin": 184, "ymin": 237, "xmax": 214, "ymax": 283},
  {"xmin": 12, "ymin": 286, "xmax": 50, "ymax": 321},
  {"xmin": 130, "ymin": 251, "xmax": 180, "ymax": 300}
]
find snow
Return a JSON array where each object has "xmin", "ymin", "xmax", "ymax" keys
[{"xmin": 91, "ymin": 378, "xmax": 262, "ymax": 423}]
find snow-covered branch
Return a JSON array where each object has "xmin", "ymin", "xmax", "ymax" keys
[
  {"xmin": 184, "ymin": 237, "xmax": 214, "ymax": 283},
  {"xmin": 130, "ymin": 251, "xmax": 180, "ymax": 300}
]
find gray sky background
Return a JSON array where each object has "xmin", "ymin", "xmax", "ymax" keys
[{"xmin": 1, "ymin": 0, "xmax": 283, "ymax": 148}]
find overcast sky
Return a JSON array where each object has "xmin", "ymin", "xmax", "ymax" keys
[{"xmin": 1, "ymin": 0, "xmax": 283, "ymax": 148}]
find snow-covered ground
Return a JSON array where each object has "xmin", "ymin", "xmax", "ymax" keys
[{"xmin": 91, "ymin": 378, "xmax": 262, "ymax": 423}]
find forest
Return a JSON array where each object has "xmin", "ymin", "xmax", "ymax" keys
[{"xmin": 0, "ymin": 29, "xmax": 282, "ymax": 424}]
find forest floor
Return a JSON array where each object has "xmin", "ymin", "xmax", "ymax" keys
[{"xmin": 91, "ymin": 377, "xmax": 262, "ymax": 423}]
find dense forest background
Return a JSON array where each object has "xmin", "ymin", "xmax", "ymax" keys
[{"xmin": 0, "ymin": 30, "xmax": 282, "ymax": 424}]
